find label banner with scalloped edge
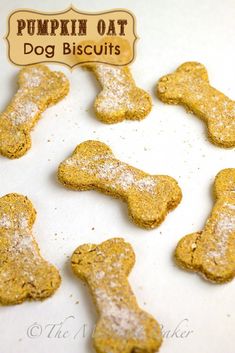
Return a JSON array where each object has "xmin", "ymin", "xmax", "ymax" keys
[{"xmin": 6, "ymin": 6, "xmax": 137, "ymax": 68}]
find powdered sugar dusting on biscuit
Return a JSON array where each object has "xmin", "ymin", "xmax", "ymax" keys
[
  {"xmin": 18, "ymin": 214, "xmax": 29, "ymax": 229},
  {"xmin": 65, "ymin": 155, "xmax": 157, "ymax": 195},
  {"xmin": 225, "ymin": 203, "xmax": 235, "ymax": 210},
  {"xmin": 136, "ymin": 177, "xmax": 157, "ymax": 193},
  {"xmin": 2, "ymin": 211, "xmax": 37, "ymax": 258},
  {"xmin": 95, "ymin": 64, "xmax": 134, "ymax": 113},
  {"xmin": 9, "ymin": 230, "xmax": 38, "ymax": 257},
  {"xmin": 9, "ymin": 99, "xmax": 39, "ymax": 126},
  {"xmin": 0, "ymin": 214, "xmax": 11, "ymax": 228},
  {"xmin": 22, "ymin": 70, "xmax": 42, "ymax": 88},
  {"xmin": 207, "ymin": 212, "xmax": 235, "ymax": 263},
  {"xmin": 95, "ymin": 288, "xmax": 145, "ymax": 340}
]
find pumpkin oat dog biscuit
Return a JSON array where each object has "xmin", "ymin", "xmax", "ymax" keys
[
  {"xmin": 0, "ymin": 193, "xmax": 61, "ymax": 305},
  {"xmin": 156, "ymin": 62, "xmax": 235, "ymax": 147},
  {"xmin": 175, "ymin": 169, "xmax": 235, "ymax": 283},
  {"xmin": 85, "ymin": 64, "xmax": 152, "ymax": 123},
  {"xmin": 0, "ymin": 64, "xmax": 69, "ymax": 159},
  {"xmin": 58, "ymin": 140, "xmax": 182, "ymax": 229},
  {"xmin": 71, "ymin": 238, "xmax": 162, "ymax": 353}
]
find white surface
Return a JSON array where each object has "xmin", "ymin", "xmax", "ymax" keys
[{"xmin": 0, "ymin": 0, "xmax": 235, "ymax": 352}]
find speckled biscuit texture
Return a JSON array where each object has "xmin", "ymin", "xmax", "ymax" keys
[
  {"xmin": 0, "ymin": 193, "xmax": 61, "ymax": 305},
  {"xmin": 175, "ymin": 169, "xmax": 235, "ymax": 283},
  {"xmin": 71, "ymin": 238, "xmax": 162, "ymax": 353},
  {"xmin": 156, "ymin": 62, "xmax": 235, "ymax": 147},
  {"xmin": 57, "ymin": 140, "xmax": 182, "ymax": 229},
  {"xmin": 0, "ymin": 64, "xmax": 69, "ymax": 159},
  {"xmin": 85, "ymin": 64, "xmax": 152, "ymax": 124}
]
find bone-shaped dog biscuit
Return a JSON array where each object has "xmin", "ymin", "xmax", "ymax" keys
[
  {"xmin": 0, "ymin": 65, "xmax": 69, "ymax": 158},
  {"xmin": 58, "ymin": 140, "xmax": 182, "ymax": 229},
  {"xmin": 156, "ymin": 62, "xmax": 235, "ymax": 147},
  {"xmin": 85, "ymin": 64, "xmax": 152, "ymax": 123},
  {"xmin": 0, "ymin": 193, "xmax": 61, "ymax": 305},
  {"xmin": 71, "ymin": 238, "xmax": 162, "ymax": 353},
  {"xmin": 175, "ymin": 169, "xmax": 235, "ymax": 283}
]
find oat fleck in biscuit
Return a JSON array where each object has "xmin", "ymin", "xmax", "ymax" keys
[
  {"xmin": 175, "ymin": 169, "xmax": 235, "ymax": 283},
  {"xmin": 58, "ymin": 140, "xmax": 182, "ymax": 229},
  {"xmin": 0, "ymin": 193, "xmax": 61, "ymax": 305},
  {"xmin": 85, "ymin": 64, "xmax": 152, "ymax": 123},
  {"xmin": 71, "ymin": 238, "xmax": 162, "ymax": 353},
  {"xmin": 156, "ymin": 62, "xmax": 235, "ymax": 147},
  {"xmin": 0, "ymin": 65, "xmax": 69, "ymax": 159}
]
